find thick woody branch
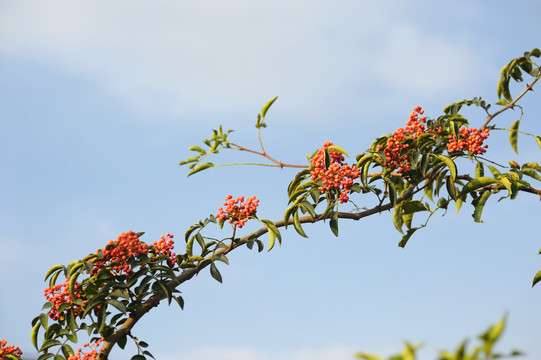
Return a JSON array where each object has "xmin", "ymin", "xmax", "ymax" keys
[
  {"xmin": 98, "ymin": 182, "xmax": 419, "ymax": 359},
  {"xmin": 98, "ymin": 172, "xmax": 540, "ymax": 358}
]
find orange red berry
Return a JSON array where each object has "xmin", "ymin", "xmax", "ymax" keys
[
  {"xmin": 67, "ymin": 338, "xmax": 104, "ymax": 360},
  {"xmin": 447, "ymin": 127, "xmax": 489, "ymax": 155},
  {"xmin": 0, "ymin": 339, "xmax": 23, "ymax": 358},
  {"xmin": 43, "ymin": 279, "xmax": 86, "ymax": 320},
  {"xmin": 93, "ymin": 231, "xmax": 148, "ymax": 276},
  {"xmin": 310, "ymin": 141, "xmax": 360, "ymax": 203},
  {"xmin": 151, "ymin": 233, "xmax": 177, "ymax": 265},
  {"xmin": 216, "ymin": 195, "xmax": 259, "ymax": 228}
]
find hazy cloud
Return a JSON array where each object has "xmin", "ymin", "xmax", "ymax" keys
[{"xmin": 0, "ymin": 0, "xmax": 481, "ymax": 123}]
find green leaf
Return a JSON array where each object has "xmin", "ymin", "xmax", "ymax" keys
[
  {"xmin": 446, "ymin": 175, "xmax": 457, "ymax": 200},
  {"xmin": 185, "ymin": 224, "xmax": 199, "ymax": 242},
  {"xmin": 495, "ymin": 98, "xmax": 509, "ymax": 106},
  {"xmin": 523, "ymin": 168, "xmax": 541, "ymax": 182},
  {"xmin": 459, "ymin": 177, "xmax": 497, "ymax": 197},
  {"xmin": 189, "ymin": 145, "xmax": 206, "ymax": 155},
  {"xmin": 31, "ymin": 321, "xmax": 40, "ymax": 350},
  {"xmin": 437, "ymin": 155, "xmax": 457, "ymax": 182},
  {"xmin": 329, "ymin": 211, "xmax": 339, "ymax": 237},
  {"xmin": 187, "ymin": 162, "xmax": 214, "ymax": 177},
  {"xmin": 532, "ymin": 270, "xmax": 541, "ymax": 287},
  {"xmin": 37, "ymin": 354, "xmax": 55, "ymax": 360},
  {"xmin": 131, "ymin": 355, "xmax": 147, "ymax": 360},
  {"xmin": 387, "ymin": 181, "xmax": 396, "ymax": 206},
  {"xmin": 324, "ymin": 148, "xmax": 331, "ymax": 169},
  {"xmin": 401, "ymin": 200, "xmax": 427, "ymax": 214},
  {"xmin": 509, "ymin": 120, "xmax": 520, "ymax": 154},
  {"xmin": 68, "ymin": 272, "xmax": 81, "ymax": 301},
  {"xmin": 49, "ymin": 270, "xmax": 62, "ymax": 287},
  {"xmin": 261, "ymin": 96, "xmax": 278, "ymax": 118},
  {"xmin": 173, "ymin": 295, "xmax": 185, "ymax": 310},
  {"xmin": 40, "ymin": 339, "xmax": 62, "ymax": 351},
  {"xmin": 66, "ymin": 310, "xmax": 76, "ymax": 331},
  {"xmin": 61, "ymin": 344, "xmax": 75, "ymax": 358},
  {"xmin": 44, "ymin": 265, "xmax": 63, "ymax": 281},
  {"xmin": 398, "ymin": 227, "xmax": 419, "ymax": 248},
  {"xmin": 262, "ymin": 219, "xmax": 281, "ymax": 251},
  {"xmin": 108, "ymin": 299, "xmax": 127, "ymax": 314},
  {"xmin": 485, "ymin": 316, "xmax": 506, "ymax": 344},
  {"xmin": 327, "ymin": 145, "xmax": 349, "ymax": 157},
  {"xmin": 393, "ymin": 205, "xmax": 404, "ymax": 234},
  {"xmin": 475, "ymin": 161, "xmax": 484, "ymax": 178},
  {"xmin": 355, "ymin": 352, "xmax": 384, "ymax": 360},
  {"xmin": 283, "ymin": 204, "xmax": 298, "ymax": 227},
  {"xmin": 535, "ymin": 136, "xmax": 541, "ymax": 150},
  {"xmin": 155, "ymin": 280, "xmax": 173, "ymax": 303},
  {"xmin": 356, "ymin": 154, "xmax": 372, "ymax": 168},
  {"xmin": 402, "ymin": 212, "xmax": 413, "ymax": 230},
  {"xmin": 118, "ymin": 335, "xmax": 128, "ymax": 350},
  {"xmin": 267, "ymin": 230, "xmax": 276, "ymax": 251},
  {"xmin": 293, "ymin": 211, "xmax": 308, "ymax": 238},
  {"xmin": 472, "ymin": 191, "xmax": 492, "ymax": 223},
  {"xmin": 210, "ymin": 262, "xmax": 222, "ymax": 283},
  {"xmin": 300, "ymin": 200, "xmax": 316, "ymax": 218},
  {"xmin": 39, "ymin": 313, "xmax": 48, "ymax": 330}
]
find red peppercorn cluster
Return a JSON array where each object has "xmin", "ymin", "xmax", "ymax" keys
[
  {"xmin": 405, "ymin": 106, "xmax": 427, "ymax": 139},
  {"xmin": 151, "ymin": 233, "xmax": 177, "ymax": 265},
  {"xmin": 93, "ymin": 231, "xmax": 149, "ymax": 276},
  {"xmin": 216, "ymin": 195, "xmax": 259, "ymax": 228},
  {"xmin": 0, "ymin": 339, "xmax": 23, "ymax": 358},
  {"xmin": 376, "ymin": 107, "xmax": 427, "ymax": 173},
  {"xmin": 43, "ymin": 279, "xmax": 86, "ymax": 320},
  {"xmin": 447, "ymin": 127, "xmax": 489, "ymax": 154},
  {"xmin": 68, "ymin": 338, "xmax": 104, "ymax": 360},
  {"xmin": 310, "ymin": 141, "xmax": 360, "ymax": 203}
]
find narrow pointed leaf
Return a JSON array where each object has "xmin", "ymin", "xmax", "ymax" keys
[
  {"xmin": 393, "ymin": 205, "xmax": 404, "ymax": 234},
  {"xmin": 108, "ymin": 299, "xmax": 127, "ymax": 314},
  {"xmin": 261, "ymin": 96, "xmax": 278, "ymax": 118},
  {"xmin": 459, "ymin": 177, "xmax": 497, "ymax": 197},
  {"xmin": 329, "ymin": 211, "xmax": 339, "ymax": 237},
  {"xmin": 472, "ymin": 191, "xmax": 492, "ymax": 223},
  {"xmin": 327, "ymin": 145, "xmax": 349, "ymax": 157},
  {"xmin": 437, "ymin": 155, "xmax": 457, "ymax": 182},
  {"xmin": 532, "ymin": 270, "xmax": 541, "ymax": 287},
  {"xmin": 509, "ymin": 120, "xmax": 520, "ymax": 154},
  {"xmin": 44, "ymin": 265, "xmax": 63, "ymax": 281},
  {"xmin": 399, "ymin": 227, "xmax": 419, "ymax": 248},
  {"xmin": 31, "ymin": 321, "xmax": 40, "ymax": 350},
  {"xmin": 210, "ymin": 262, "xmax": 223, "ymax": 283},
  {"xmin": 293, "ymin": 211, "xmax": 308, "ymax": 238},
  {"xmin": 387, "ymin": 181, "xmax": 396, "ymax": 206},
  {"xmin": 188, "ymin": 162, "xmax": 214, "ymax": 176}
]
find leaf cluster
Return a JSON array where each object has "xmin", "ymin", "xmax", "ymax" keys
[{"xmin": 356, "ymin": 316, "xmax": 522, "ymax": 360}]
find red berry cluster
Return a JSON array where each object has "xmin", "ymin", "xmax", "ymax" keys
[
  {"xmin": 310, "ymin": 141, "xmax": 360, "ymax": 203},
  {"xmin": 43, "ymin": 279, "xmax": 86, "ymax": 320},
  {"xmin": 151, "ymin": 233, "xmax": 177, "ymax": 265},
  {"xmin": 93, "ymin": 231, "xmax": 149, "ymax": 276},
  {"xmin": 0, "ymin": 339, "xmax": 23, "ymax": 358},
  {"xmin": 216, "ymin": 195, "xmax": 259, "ymax": 228},
  {"xmin": 447, "ymin": 127, "xmax": 489, "ymax": 154},
  {"xmin": 68, "ymin": 338, "xmax": 104, "ymax": 360},
  {"xmin": 405, "ymin": 106, "xmax": 427, "ymax": 139},
  {"xmin": 376, "ymin": 107, "xmax": 427, "ymax": 173}
]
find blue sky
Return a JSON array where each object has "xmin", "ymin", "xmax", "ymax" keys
[{"xmin": 1, "ymin": 1, "xmax": 540, "ymax": 359}]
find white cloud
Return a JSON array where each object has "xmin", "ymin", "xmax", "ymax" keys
[
  {"xmin": 0, "ymin": 1, "xmax": 481, "ymax": 123},
  {"xmin": 159, "ymin": 345, "xmax": 356, "ymax": 360}
]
